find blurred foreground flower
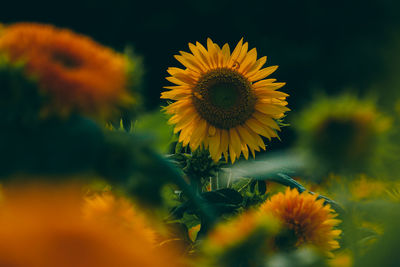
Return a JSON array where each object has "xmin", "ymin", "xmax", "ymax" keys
[
  {"xmin": 202, "ymin": 211, "xmax": 280, "ymax": 267},
  {"xmin": 0, "ymin": 22, "xmax": 132, "ymax": 118},
  {"xmin": 295, "ymin": 94, "xmax": 391, "ymax": 175},
  {"xmin": 162, "ymin": 38, "xmax": 289, "ymax": 163},
  {"xmin": 0, "ymin": 184, "xmax": 185, "ymax": 267},
  {"xmin": 260, "ymin": 188, "xmax": 342, "ymax": 256}
]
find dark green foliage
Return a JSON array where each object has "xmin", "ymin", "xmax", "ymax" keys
[
  {"xmin": 169, "ymin": 188, "xmax": 243, "ymax": 238},
  {"xmin": 0, "ymin": 57, "xmax": 45, "ymax": 125},
  {"xmin": 354, "ymin": 204, "xmax": 400, "ymax": 267},
  {"xmin": 183, "ymin": 149, "xmax": 221, "ymax": 185},
  {"xmin": 229, "ymin": 155, "xmax": 344, "ymax": 213},
  {"xmin": 234, "ymin": 178, "xmax": 268, "ymax": 209},
  {"xmin": 0, "ymin": 115, "xmax": 104, "ymax": 177}
]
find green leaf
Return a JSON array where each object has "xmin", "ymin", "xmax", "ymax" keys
[
  {"xmin": 257, "ymin": 180, "xmax": 267, "ymax": 195},
  {"xmin": 228, "ymin": 151, "xmax": 307, "ymax": 180},
  {"xmin": 202, "ymin": 188, "xmax": 243, "ymax": 205}
]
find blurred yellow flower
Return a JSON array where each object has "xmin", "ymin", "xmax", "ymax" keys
[
  {"xmin": 295, "ymin": 94, "xmax": 391, "ymax": 174},
  {"xmin": 162, "ymin": 38, "xmax": 289, "ymax": 163},
  {"xmin": 0, "ymin": 22, "xmax": 131, "ymax": 117},
  {"xmin": 0, "ymin": 184, "xmax": 185, "ymax": 267},
  {"xmin": 349, "ymin": 175, "xmax": 389, "ymax": 201},
  {"xmin": 322, "ymin": 174, "xmax": 392, "ymax": 202},
  {"xmin": 260, "ymin": 188, "xmax": 342, "ymax": 256}
]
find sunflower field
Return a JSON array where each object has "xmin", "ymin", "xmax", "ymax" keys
[{"xmin": 1, "ymin": 1, "xmax": 400, "ymax": 266}]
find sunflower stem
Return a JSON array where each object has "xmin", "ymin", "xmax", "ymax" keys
[{"xmin": 210, "ymin": 174, "xmax": 218, "ymax": 191}]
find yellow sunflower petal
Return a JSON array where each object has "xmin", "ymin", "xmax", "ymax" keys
[
  {"xmin": 236, "ymin": 42, "xmax": 249, "ymax": 65},
  {"xmin": 245, "ymin": 117, "xmax": 273, "ymax": 140},
  {"xmin": 174, "ymin": 54, "xmax": 202, "ymax": 73},
  {"xmin": 236, "ymin": 125, "xmax": 260, "ymax": 158},
  {"xmin": 246, "ymin": 56, "xmax": 267, "ymax": 74},
  {"xmin": 241, "ymin": 143, "xmax": 249, "ymax": 160},
  {"xmin": 254, "ymin": 82, "xmax": 286, "ymax": 92},
  {"xmin": 228, "ymin": 38, "xmax": 244, "ymax": 67},
  {"xmin": 196, "ymin": 41, "xmax": 212, "ymax": 68},
  {"xmin": 229, "ymin": 128, "xmax": 242, "ymax": 159},
  {"xmin": 190, "ymin": 119, "xmax": 208, "ymax": 150},
  {"xmin": 252, "ymin": 79, "xmax": 278, "ymax": 88},
  {"xmin": 207, "ymin": 38, "xmax": 218, "ymax": 69},
  {"xmin": 219, "ymin": 129, "xmax": 229, "ymax": 161},
  {"xmin": 221, "ymin": 43, "xmax": 231, "ymax": 67},
  {"xmin": 209, "ymin": 129, "xmax": 221, "ymax": 161},
  {"xmin": 229, "ymin": 147, "xmax": 236, "ymax": 164},
  {"xmin": 244, "ymin": 124, "xmax": 266, "ymax": 151},
  {"xmin": 249, "ymin": 65, "xmax": 278, "ymax": 82},
  {"xmin": 188, "ymin": 43, "xmax": 209, "ymax": 70},
  {"xmin": 255, "ymin": 102, "xmax": 290, "ymax": 115},
  {"xmin": 238, "ymin": 48, "xmax": 257, "ymax": 74}
]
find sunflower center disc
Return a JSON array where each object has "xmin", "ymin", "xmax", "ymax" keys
[
  {"xmin": 209, "ymin": 83, "xmax": 239, "ymax": 109},
  {"xmin": 192, "ymin": 68, "xmax": 256, "ymax": 129}
]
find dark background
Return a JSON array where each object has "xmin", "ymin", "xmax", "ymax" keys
[{"xmin": 3, "ymin": 0, "xmax": 400, "ymax": 148}]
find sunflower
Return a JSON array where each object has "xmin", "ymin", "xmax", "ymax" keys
[
  {"xmin": 294, "ymin": 94, "xmax": 391, "ymax": 175},
  {"xmin": 259, "ymin": 187, "xmax": 341, "ymax": 256},
  {"xmin": 161, "ymin": 38, "xmax": 289, "ymax": 163},
  {"xmin": 0, "ymin": 22, "xmax": 131, "ymax": 117},
  {"xmin": 0, "ymin": 184, "xmax": 185, "ymax": 267}
]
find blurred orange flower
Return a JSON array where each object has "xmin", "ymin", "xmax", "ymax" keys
[
  {"xmin": 0, "ymin": 184, "xmax": 185, "ymax": 267},
  {"xmin": 0, "ymin": 22, "xmax": 131, "ymax": 117},
  {"xmin": 260, "ymin": 188, "xmax": 341, "ymax": 256},
  {"xmin": 83, "ymin": 191, "xmax": 156, "ymax": 244}
]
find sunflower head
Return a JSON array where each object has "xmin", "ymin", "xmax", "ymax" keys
[
  {"xmin": 259, "ymin": 187, "xmax": 342, "ymax": 257},
  {"xmin": 0, "ymin": 22, "xmax": 133, "ymax": 119},
  {"xmin": 295, "ymin": 94, "xmax": 391, "ymax": 174},
  {"xmin": 0, "ymin": 184, "xmax": 185, "ymax": 267},
  {"xmin": 162, "ymin": 38, "xmax": 289, "ymax": 163}
]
